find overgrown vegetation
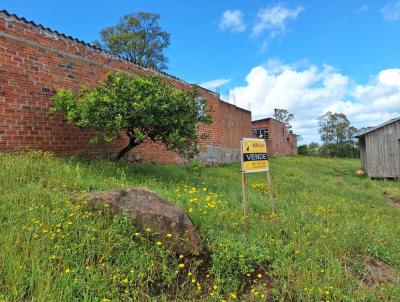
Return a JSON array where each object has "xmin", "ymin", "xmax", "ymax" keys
[{"xmin": 1, "ymin": 152, "xmax": 399, "ymax": 301}]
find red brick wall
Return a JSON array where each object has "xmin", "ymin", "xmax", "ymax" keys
[
  {"xmin": 288, "ymin": 133, "xmax": 298, "ymax": 155},
  {"xmin": 220, "ymin": 100, "xmax": 253, "ymax": 149},
  {"xmin": 0, "ymin": 11, "xmax": 251, "ymax": 163},
  {"xmin": 252, "ymin": 118, "xmax": 297, "ymax": 156}
]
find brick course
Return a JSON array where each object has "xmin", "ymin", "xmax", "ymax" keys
[{"xmin": 0, "ymin": 11, "xmax": 252, "ymax": 163}]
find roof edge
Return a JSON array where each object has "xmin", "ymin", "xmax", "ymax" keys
[
  {"xmin": 355, "ymin": 117, "xmax": 400, "ymax": 137},
  {"xmin": 252, "ymin": 117, "xmax": 286, "ymax": 125},
  {"xmin": 219, "ymin": 99, "xmax": 251, "ymax": 113}
]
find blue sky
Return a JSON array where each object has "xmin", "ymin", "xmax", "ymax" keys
[{"xmin": 2, "ymin": 1, "xmax": 400, "ymax": 142}]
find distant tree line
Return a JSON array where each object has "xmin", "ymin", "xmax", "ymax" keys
[{"xmin": 298, "ymin": 112, "xmax": 360, "ymax": 158}]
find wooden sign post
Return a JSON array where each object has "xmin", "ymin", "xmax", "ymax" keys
[{"xmin": 240, "ymin": 138, "xmax": 276, "ymax": 230}]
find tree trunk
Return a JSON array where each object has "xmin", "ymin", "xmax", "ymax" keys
[{"xmin": 116, "ymin": 132, "xmax": 139, "ymax": 161}]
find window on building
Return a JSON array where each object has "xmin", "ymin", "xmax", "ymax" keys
[{"xmin": 252, "ymin": 127, "xmax": 269, "ymax": 140}]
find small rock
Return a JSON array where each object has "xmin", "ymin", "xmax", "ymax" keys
[
  {"xmin": 356, "ymin": 169, "xmax": 366, "ymax": 176},
  {"xmin": 85, "ymin": 188, "xmax": 203, "ymax": 255},
  {"xmin": 125, "ymin": 151, "xmax": 143, "ymax": 163}
]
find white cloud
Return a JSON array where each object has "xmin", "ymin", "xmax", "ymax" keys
[
  {"xmin": 381, "ymin": 1, "xmax": 400, "ymax": 21},
  {"xmin": 358, "ymin": 4, "xmax": 369, "ymax": 13},
  {"xmin": 219, "ymin": 9, "xmax": 246, "ymax": 32},
  {"xmin": 199, "ymin": 78, "xmax": 231, "ymax": 90},
  {"xmin": 252, "ymin": 5, "xmax": 304, "ymax": 37},
  {"xmin": 227, "ymin": 62, "xmax": 400, "ymax": 143}
]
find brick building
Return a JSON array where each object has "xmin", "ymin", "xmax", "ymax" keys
[
  {"xmin": 0, "ymin": 10, "xmax": 252, "ymax": 164},
  {"xmin": 252, "ymin": 118, "xmax": 297, "ymax": 156}
]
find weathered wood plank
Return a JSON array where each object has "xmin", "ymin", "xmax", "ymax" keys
[{"xmin": 362, "ymin": 120, "xmax": 400, "ymax": 178}]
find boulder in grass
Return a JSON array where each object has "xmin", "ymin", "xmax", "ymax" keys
[{"xmin": 85, "ymin": 188, "xmax": 203, "ymax": 255}]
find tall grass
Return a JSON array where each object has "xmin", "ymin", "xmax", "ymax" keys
[{"xmin": 0, "ymin": 152, "xmax": 399, "ymax": 301}]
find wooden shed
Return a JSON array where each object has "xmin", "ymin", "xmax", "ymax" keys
[{"xmin": 355, "ymin": 117, "xmax": 400, "ymax": 178}]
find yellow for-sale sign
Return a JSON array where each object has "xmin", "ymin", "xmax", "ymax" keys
[{"xmin": 241, "ymin": 138, "xmax": 269, "ymax": 173}]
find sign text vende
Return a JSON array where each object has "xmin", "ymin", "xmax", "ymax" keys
[{"xmin": 243, "ymin": 153, "xmax": 269, "ymax": 161}]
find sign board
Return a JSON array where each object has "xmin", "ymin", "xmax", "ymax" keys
[{"xmin": 241, "ymin": 138, "xmax": 269, "ymax": 173}]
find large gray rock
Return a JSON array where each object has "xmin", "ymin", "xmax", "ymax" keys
[{"xmin": 85, "ymin": 188, "xmax": 203, "ymax": 255}]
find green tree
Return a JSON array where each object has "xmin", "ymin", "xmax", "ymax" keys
[
  {"xmin": 95, "ymin": 12, "xmax": 170, "ymax": 70},
  {"xmin": 308, "ymin": 142, "xmax": 320, "ymax": 156},
  {"xmin": 298, "ymin": 144, "xmax": 309, "ymax": 156},
  {"xmin": 298, "ymin": 142, "xmax": 320, "ymax": 156},
  {"xmin": 273, "ymin": 109, "xmax": 294, "ymax": 130},
  {"xmin": 51, "ymin": 73, "xmax": 211, "ymax": 160},
  {"xmin": 318, "ymin": 112, "xmax": 357, "ymax": 157}
]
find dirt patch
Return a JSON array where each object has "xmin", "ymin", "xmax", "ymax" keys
[
  {"xmin": 363, "ymin": 258, "xmax": 398, "ymax": 286},
  {"xmin": 383, "ymin": 192, "xmax": 400, "ymax": 208},
  {"xmin": 345, "ymin": 257, "xmax": 399, "ymax": 288}
]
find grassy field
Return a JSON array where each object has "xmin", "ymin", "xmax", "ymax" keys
[{"xmin": 0, "ymin": 152, "xmax": 399, "ymax": 301}]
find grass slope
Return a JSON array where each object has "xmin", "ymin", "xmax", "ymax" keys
[{"xmin": 0, "ymin": 152, "xmax": 399, "ymax": 301}]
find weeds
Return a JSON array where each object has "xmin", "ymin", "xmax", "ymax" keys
[{"xmin": 0, "ymin": 152, "xmax": 399, "ymax": 301}]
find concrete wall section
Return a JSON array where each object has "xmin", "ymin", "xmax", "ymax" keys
[{"xmin": 198, "ymin": 145, "xmax": 241, "ymax": 164}]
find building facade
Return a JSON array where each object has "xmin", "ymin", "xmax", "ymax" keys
[
  {"xmin": 252, "ymin": 118, "xmax": 297, "ymax": 156},
  {"xmin": 0, "ymin": 10, "xmax": 252, "ymax": 164}
]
